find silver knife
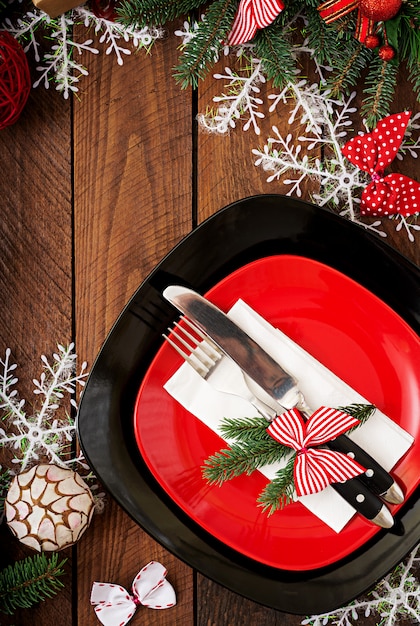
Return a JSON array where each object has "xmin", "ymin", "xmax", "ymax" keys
[{"xmin": 163, "ymin": 286, "xmax": 402, "ymax": 528}]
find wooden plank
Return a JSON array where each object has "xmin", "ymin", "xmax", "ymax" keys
[
  {"xmin": 72, "ymin": 22, "xmax": 195, "ymax": 626},
  {"xmin": 0, "ymin": 66, "xmax": 73, "ymax": 624}
]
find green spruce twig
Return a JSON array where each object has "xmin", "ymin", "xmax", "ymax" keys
[
  {"xmin": 337, "ymin": 403, "xmax": 376, "ymax": 433},
  {"xmin": 202, "ymin": 436, "xmax": 291, "ymax": 486},
  {"xmin": 361, "ymin": 56, "xmax": 398, "ymax": 128},
  {"xmin": 254, "ymin": 22, "xmax": 296, "ymax": 88},
  {"xmin": 174, "ymin": 0, "xmax": 238, "ymax": 88},
  {"xmin": 202, "ymin": 403, "xmax": 377, "ymax": 514},
  {"xmin": 257, "ymin": 455, "xmax": 296, "ymax": 515},
  {"xmin": 0, "ymin": 553, "xmax": 67, "ymax": 615},
  {"xmin": 219, "ymin": 416, "xmax": 273, "ymax": 442},
  {"xmin": 117, "ymin": 0, "xmax": 205, "ymax": 29}
]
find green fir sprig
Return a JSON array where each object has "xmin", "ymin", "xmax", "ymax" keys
[
  {"xmin": 257, "ymin": 455, "xmax": 296, "ymax": 515},
  {"xmin": 0, "ymin": 553, "xmax": 67, "ymax": 615},
  {"xmin": 202, "ymin": 404, "xmax": 376, "ymax": 514}
]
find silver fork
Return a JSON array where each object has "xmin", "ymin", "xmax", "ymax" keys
[{"xmin": 163, "ymin": 317, "xmax": 277, "ymax": 421}]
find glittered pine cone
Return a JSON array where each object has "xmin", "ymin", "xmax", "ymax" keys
[{"xmin": 5, "ymin": 464, "xmax": 95, "ymax": 551}]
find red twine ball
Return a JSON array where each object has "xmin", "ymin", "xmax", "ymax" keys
[
  {"xmin": 359, "ymin": 0, "xmax": 402, "ymax": 22},
  {"xmin": 0, "ymin": 31, "xmax": 31, "ymax": 131},
  {"xmin": 379, "ymin": 44, "xmax": 396, "ymax": 61}
]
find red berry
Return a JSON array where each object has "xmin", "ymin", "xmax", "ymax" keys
[
  {"xmin": 378, "ymin": 45, "xmax": 396, "ymax": 61},
  {"xmin": 364, "ymin": 35, "xmax": 380, "ymax": 49}
]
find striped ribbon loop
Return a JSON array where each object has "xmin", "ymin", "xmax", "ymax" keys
[
  {"xmin": 228, "ymin": 0, "xmax": 285, "ymax": 46},
  {"xmin": 267, "ymin": 407, "xmax": 366, "ymax": 497},
  {"xmin": 318, "ymin": 0, "xmax": 373, "ymax": 43}
]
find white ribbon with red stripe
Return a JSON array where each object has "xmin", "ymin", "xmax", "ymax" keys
[
  {"xmin": 228, "ymin": 0, "xmax": 285, "ymax": 45},
  {"xmin": 91, "ymin": 561, "xmax": 176, "ymax": 626},
  {"xmin": 267, "ymin": 406, "xmax": 366, "ymax": 497}
]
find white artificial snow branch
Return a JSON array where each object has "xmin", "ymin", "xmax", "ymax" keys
[
  {"xmin": 302, "ymin": 543, "xmax": 420, "ymax": 625},
  {"xmin": 33, "ymin": 13, "xmax": 97, "ymax": 98},
  {"xmin": 0, "ymin": 344, "xmax": 88, "ymax": 472},
  {"xmin": 253, "ymin": 80, "xmax": 419, "ymax": 240},
  {"xmin": 2, "ymin": 5, "xmax": 163, "ymax": 96},
  {"xmin": 198, "ymin": 58, "xmax": 266, "ymax": 135}
]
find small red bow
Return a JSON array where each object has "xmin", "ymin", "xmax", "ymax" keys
[
  {"xmin": 267, "ymin": 406, "xmax": 365, "ymax": 497},
  {"xmin": 228, "ymin": 0, "xmax": 285, "ymax": 46},
  {"xmin": 342, "ymin": 111, "xmax": 420, "ymax": 217}
]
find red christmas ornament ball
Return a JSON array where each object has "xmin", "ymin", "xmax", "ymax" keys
[
  {"xmin": 0, "ymin": 32, "xmax": 31, "ymax": 131},
  {"xmin": 359, "ymin": 0, "xmax": 402, "ymax": 22},
  {"xmin": 364, "ymin": 34, "xmax": 380, "ymax": 49},
  {"xmin": 379, "ymin": 44, "xmax": 396, "ymax": 61}
]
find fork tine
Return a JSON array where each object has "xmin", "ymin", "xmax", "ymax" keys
[
  {"xmin": 181, "ymin": 316, "xmax": 223, "ymax": 358},
  {"xmin": 163, "ymin": 317, "xmax": 222, "ymax": 377},
  {"xmin": 163, "ymin": 333, "xmax": 209, "ymax": 377}
]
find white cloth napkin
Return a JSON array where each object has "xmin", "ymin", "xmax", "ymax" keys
[{"xmin": 164, "ymin": 300, "xmax": 413, "ymax": 532}]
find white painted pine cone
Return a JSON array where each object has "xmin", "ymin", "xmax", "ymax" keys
[{"xmin": 5, "ymin": 464, "xmax": 95, "ymax": 551}]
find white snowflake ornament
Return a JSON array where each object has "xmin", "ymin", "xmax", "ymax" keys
[{"xmin": 5, "ymin": 464, "xmax": 95, "ymax": 551}]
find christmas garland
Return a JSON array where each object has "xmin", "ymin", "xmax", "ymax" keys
[
  {"xmin": 202, "ymin": 402, "xmax": 375, "ymax": 514},
  {"xmin": 117, "ymin": 0, "xmax": 420, "ymax": 127}
]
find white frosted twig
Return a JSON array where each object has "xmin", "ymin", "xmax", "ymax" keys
[
  {"xmin": 198, "ymin": 57, "xmax": 266, "ymax": 135},
  {"xmin": 0, "ymin": 344, "xmax": 88, "ymax": 472},
  {"xmin": 302, "ymin": 544, "xmax": 420, "ymax": 625}
]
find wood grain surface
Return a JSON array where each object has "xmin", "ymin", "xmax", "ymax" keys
[{"xmin": 0, "ymin": 14, "xmax": 419, "ymax": 626}]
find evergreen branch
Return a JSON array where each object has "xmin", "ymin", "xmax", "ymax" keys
[
  {"xmin": 254, "ymin": 22, "xmax": 296, "ymax": 88},
  {"xmin": 174, "ymin": 0, "xmax": 238, "ymax": 88},
  {"xmin": 337, "ymin": 403, "xmax": 376, "ymax": 433},
  {"xmin": 0, "ymin": 553, "xmax": 67, "ymax": 615},
  {"xmin": 116, "ymin": 0, "xmax": 205, "ymax": 28},
  {"xmin": 219, "ymin": 416, "xmax": 273, "ymax": 442},
  {"xmin": 408, "ymin": 56, "xmax": 420, "ymax": 99},
  {"xmin": 202, "ymin": 438, "xmax": 291, "ymax": 486},
  {"xmin": 326, "ymin": 41, "xmax": 372, "ymax": 98},
  {"xmin": 386, "ymin": 3, "xmax": 420, "ymax": 62},
  {"xmin": 362, "ymin": 57, "xmax": 398, "ymax": 128},
  {"xmin": 257, "ymin": 455, "xmax": 296, "ymax": 515},
  {"xmin": 304, "ymin": 6, "xmax": 345, "ymax": 67}
]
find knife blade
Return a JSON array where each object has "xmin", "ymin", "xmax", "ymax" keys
[{"xmin": 163, "ymin": 285, "xmax": 401, "ymax": 528}]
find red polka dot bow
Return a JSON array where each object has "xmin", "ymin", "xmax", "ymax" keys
[
  {"xmin": 267, "ymin": 407, "xmax": 365, "ymax": 497},
  {"xmin": 342, "ymin": 111, "xmax": 420, "ymax": 217},
  {"xmin": 228, "ymin": 0, "xmax": 285, "ymax": 46},
  {"xmin": 90, "ymin": 561, "xmax": 176, "ymax": 626}
]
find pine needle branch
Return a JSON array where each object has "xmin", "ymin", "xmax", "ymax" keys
[
  {"xmin": 362, "ymin": 57, "xmax": 398, "ymax": 128},
  {"xmin": 337, "ymin": 403, "xmax": 376, "ymax": 433},
  {"xmin": 0, "ymin": 553, "xmax": 67, "ymax": 615},
  {"xmin": 116, "ymin": 0, "xmax": 205, "ymax": 28},
  {"xmin": 257, "ymin": 455, "xmax": 296, "ymax": 515},
  {"xmin": 174, "ymin": 0, "xmax": 238, "ymax": 89},
  {"xmin": 202, "ymin": 438, "xmax": 291, "ymax": 486},
  {"xmin": 219, "ymin": 416, "xmax": 273, "ymax": 442},
  {"xmin": 326, "ymin": 41, "xmax": 372, "ymax": 98},
  {"xmin": 254, "ymin": 22, "xmax": 295, "ymax": 88}
]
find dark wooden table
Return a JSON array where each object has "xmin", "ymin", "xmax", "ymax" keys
[{"xmin": 1, "ymin": 14, "xmax": 419, "ymax": 626}]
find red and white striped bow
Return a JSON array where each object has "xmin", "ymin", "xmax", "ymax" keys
[
  {"xmin": 228, "ymin": 0, "xmax": 285, "ymax": 46},
  {"xmin": 267, "ymin": 407, "xmax": 365, "ymax": 497},
  {"xmin": 342, "ymin": 111, "xmax": 420, "ymax": 217}
]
